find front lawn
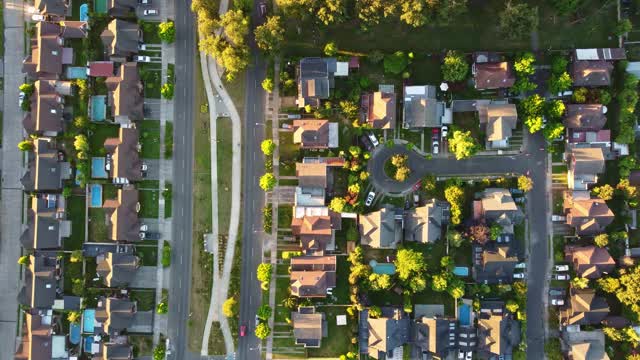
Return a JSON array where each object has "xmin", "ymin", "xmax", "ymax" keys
[
  {"xmin": 278, "ymin": 131, "xmax": 298, "ymax": 177},
  {"xmin": 306, "ymin": 306, "xmax": 357, "ymax": 358},
  {"xmin": 140, "ymin": 21, "xmax": 161, "ymax": 44},
  {"xmin": 139, "ymin": 120, "xmax": 161, "ymax": 159},
  {"xmin": 278, "ymin": 205, "xmax": 293, "ymax": 229},
  {"xmin": 130, "ymin": 290, "xmax": 156, "ymax": 311},
  {"xmin": 139, "ymin": 190, "xmax": 160, "ymax": 218},
  {"xmin": 130, "ymin": 335, "xmax": 153, "ymax": 357},
  {"xmin": 139, "ymin": 63, "xmax": 162, "ymax": 99},
  {"xmin": 136, "ymin": 245, "xmax": 158, "ymax": 266},
  {"xmin": 453, "ymin": 111, "xmax": 482, "ymax": 145}
]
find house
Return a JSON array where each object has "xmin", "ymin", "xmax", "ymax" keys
[
  {"xmin": 478, "ymin": 103, "xmax": 518, "ymax": 149},
  {"xmin": 404, "ymin": 199, "xmax": 450, "ymax": 244},
  {"xmin": 565, "ymin": 245, "xmax": 615, "ymax": 279},
  {"xmin": 104, "ymin": 127, "xmax": 143, "ymax": 183},
  {"xmin": 402, "ymin": 85, "xmax": 445, "ymax": 129},
  {"xmin": 567, "ymin": 148, "xmax": 605, "ymax": 190},
  {"xmin": 297, "ymin": 57, "xmax": 338, "ymax": 108},
  {"xmin": 23, "ymin": 80, "xmax": 64, "ymax": 136},
  {"xmin": 106, "ymin": 62, "xmax": 144, "ymax": 123},
  {"xmin": 14, "ymin": 312, "xmax": 54, "ymax": 360},
  {"xmin": 359, "ymin": 207, "xmax": 403, "ymax": 249},
  {"xmin": 292, "ymin": 306, "xmax": 325, "ymax": 348},
  {"xmin": 296, "ymin": 161, "xmax": 329, "ymax": 189},
  {"xmin": 34, "ymin": 0, "xmax": 68, "ymax": 17},
  {"xmin": 472, "ymin": 61, "xmax": 516, "ymax": 90},
  {"xmin": 18, "ymin": 253, "xmax": 59, "ymax": 309},
  {"xmin": 93, "ymin": 341, "xmax": 134, "ymax": 360},
  {"xmin": 21, "ymin": 138, "xmax": 71, "ymax": 192},
  {"xmin": 361, "ymin": 91, "xmax": 396, "ymax": 129},
  {"xmin": 21, "ymin": 194, "xmax": 70, "ymax": 250},
  {"xmin": 100, "ymin": 20, "xmax": 141, "ymax": 62},
  {"xmin": 290, "ymin": 255, "xmax": 336, "ymax": 298},
  {"xmin": 562, "ymin": 329, "xmax": 610, "ymax": 360},
  {"xmin": 473, "ymin": 244, "xmax": 518, "ymax": 284},
  {"xmin": 473, "ymin": 188, "xmax": 524, "ymax": 233},
  {"xmin": 291, "ymin": 215, "xmax": 341, "ymax": 254},
  {"xmin": 412, "ymin": 316, "xmax": 458, "ymax": 359},
  {"xmin": 22, "ymin": 22, "xmax": 67, "ymax": 79},
  {"xmin": 107, "ymin": 0, "xmax": 137, "ymax": 18},
  {"xmin": 364, "ymin": 307, "xmax": 410, "ymax": 359},
  {"xmin": 571, "ymin": 61, "xmax": 614, "ymax": 87},
  {"xmin": 563, "ymin": 191, "xmax": 614, "ymax": 235},
  {"xmin": 560, "ymin": 287, "xmax": 609, "ymax": 326},
  {"xmin": 88, "ymin": 61, "xmax": 115, "ymax": 77},
  {"xmin": 294, "ymin": 157, "xmax": 345, "ymax": 213},
  {"xmin": 59, "ymin": 20, "xmax": 89, "ymax": 39},
  {"xmin": 95, "ymin": 297, "xmax": 137, "ymax": 335},
  {"xmin": 292, "ymin": 119, "xmax": 338, "ymax": 149},
  {"xmin": 477, "ymin": 301, "xmax": 521, "ymax": 358},
  {"xmin": 563, "ymin": 104, "xmax": 607, "ymax": 131},
  {"xmin": 103, "ymin": 185, "xmax": 141, "ymax": 242},
  {"xmin": 568, "ymin": 129, "xmax": 611, "ymax": 147},
  {"xmin": 96, "ymin": 252, "xmax": 141, "ymax": 287}
]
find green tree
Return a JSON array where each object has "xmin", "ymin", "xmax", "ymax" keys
[
  {"xmin": 153, "ymin": 343, "xmax": 166, "ymax": 360},
  {"xmin": 551, "ymin": 56, "xmax": 569, "ymax": 74},
  {"xmin": 440, "ymin": 256, "xmax": 454, "ymax": 270},
  {"xmin": 324, "ymin": 41, "xmax": 338, "ymax": 56},
  {"xmin": 261, "ymin": 78, "xmax": 274, "ymax": 93},
  {"xmin": 550, "ymin": 0, "xmax": 579, "ymax": 15},
  {"xmin": 572, "ymin": 87, "xmax": 588, "ymax": 103},
  {"xmin": 431, "ymin": 274, "xmax": 448, "ymax": 292},
  {"xmin": 616, "ymin": 19, "xmax": 633, "ymax": 36},
  {"xmin": 598, "ymin": 89, "xmax": 612, "ymax": 105},
  {"xmin": 257, "ymin": 263, "xmax": 272, "ymax": 284},
  {"xmin": 448, "ymin": 130, "xmax": 478, "ymax": 160},
  {"xmin": 384, "ymin": 51, "xmax": 408, "ymax": 74},
  {"xmin": 594, "ymin": 234, "xmax": 609, "ymax": 248},
  {"xmin": 282, "ymin": 296, "xmax": 298, "ymax": 309},
  {"xmin": 161, "ymin": 83, "xmax": 174, "ymax": 99},
  {"xmin": 158, "ymin": 21, "xmax": 176, "ymax": 43},
  {"xmin": 395, "ymin": 248, "xmax": 427, "ymax": 292},
  {"xmin": 506, "ymin": 300, "xmax": 520, "ymax": 313},
  {"xmin": 255, "ymin": 322, "xmax": 271, "ymax": 339},
  {"xmin": 70, "ymin": 250, "xmax": 84, "ymax": 263},
  {"xmin": 369, "ymin": 305, "xmax": 382, "ymax": 318},
  {"xmin": 17, "ymin": 256, "xmax": 30, "ymax": 266},
  {"xmin": 517, "ymin": 175, "xmax": 534, "ymax": 193},
  {"xmin": 317, "ymin": 0, "xmax": 347, "ymax": 25},
  {"xmin": 489, "ymin": 223, "xmax": 502, "ymax": 241},
  {"xmin": 71, "ymin": 278, "xmax": 84, "ymax": 296},
  {"xmin": 548, "ymin": 72, "xmax": 572, "ymax": 94},
  {"xmin": 368, "ymin": 273, "xmax": 392, "ymax": 291},
  {"xmin": 499, "ymin": 1, "xmax": 539, "ymax": 40},
  {"xmin": 447, "ymin": 230, "xmax": 464, "ymax": 248},
  {"xmin": 260, "ymin": 139, "xmax": 275, "ymax": 156},
  {"xmin": 222, "ymin": 297, "xmax": 238, "ymax": 317},
  {"xmin": 67, "ymin": 311, "xmax": 81, "ymax": 324},
  {"xmin": 442, "ymin": 50, "xmax": 469, "ymax": 82},
  {"xmin": 597, "ymin": 277, "xmax": 620, "ymax": 293},
  {"xmin": 157, "ymin": 301, "xmax": 168, "ymax": 314},
  {"xmin": 73, "ymin": 115, "xmax": 89, "ymax": 130},
  {"xmin": 514, "ymin": 52, "xmax": 535, "ymax": 75},
  {"xmin": 259, "ymin": 173, "xmax": 276, "ymax": 191},
  {"xmin": 592, "ymin": 184, "xmax": 614, "ymax": 201},
  {"xmin": 220, "ymin": 9, "xmax": 249, "ymax": 45},
  {"xmin": 512, "ymin": 77, "xmax": 537, "ymax": 93},
  {"xmin": 571, "ymin": 277, "xmax": 589, "ymax": 289},
  {"xmin": 329, "ymin": 197, "xmax": 347, "ymax": 213},
  {"xmin": 469, "ymin": 223, "xmax": 490, "ymax": 244},
  {"xmin": 254, "ymin": 16, "xmax": 285, "ymax": 53},
  {"xmin": 444, "ymin": 184, "xmax": 465, "ymax": 225},
  {"xmin": 543, "ymin": 122, "xmax": 564, "ymax": 142},
  {"xmin": 356, "ymin": 0, "xmax": 397, "ymax": 28},
  {"xmin": 447, "ymin": 279, "xmax": 465, "ymax": 299},
  {"xmin": 340, "ymin": 100, "xmax": 359, "ymax": 120},
  {"xmin": 17, "ymin": 140, "xmax": 33, "ymax": 151},
  {"xmin": 257, "ymin": 304, "xmax": 272, "ymax": 320},
  {"xmin": 545, "ymin": 100, "xmax": 566, "ymax": 120},
  {"xmin": 74, "ymin": 134, "xmax": 90, "ymax": 160}
]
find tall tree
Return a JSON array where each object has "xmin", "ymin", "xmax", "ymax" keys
[
  {"xmin": 442, "ymin": 50, "xmax": 469, "ymax": 82},
  {"xmin": 499, "ymin": 2, "xmax": 539, "ymax": 40},
  {"xmin": 448, "ymin": 130, "xmax": 479, "ymax": 160},
  {"xmin": 254, "ymin": 16, "xmax": 285, "ymax": 53},
  {"xmin": 220, "ymin": 9, "xmax": 249, "ymax": 45}
]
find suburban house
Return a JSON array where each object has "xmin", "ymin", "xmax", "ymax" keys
[
  {"xmin": 477, "ymin": 103, "xmax": 518, "ymax": 149},
  {"xmin": 472, "ymin": 53, "xmax": 516, "ymax": 90},
  {"xmin": 359, "ymin": 206, "xmax": 403, "ymax": 249},
  {"xmin": 103, "ymin": 185, "xmax": 141, "ymax": 242},
  {"xmin": 292, "ymin": 119, "xmax": 339, "ymax": 149},
  {"xmin": 476, "ymin": 301, "xmax": 521, "ymax": 358},
  {"xmin": 570, "ymin": 48, "xmax": 624, "ymax": 87},
  {"xmin": 21, "ymin": 138, "xmax": 71, "ymax": 192},
  {"xmin": 293, "ymin": 157, "xmax": 344, "ymax": 215},
  {"xmin": 34, "ymin": 0, "xmax": 68, "ymax": 17},
  {"xmin": 565, "ymin": 245, "xmax": 615, "ymax": 279},
  {"xmin": 473, "ymin": 188, "xmax": 524, "ymax": 234},
  {"xmin": 566, "ymin": 147, "xmax": 605, "ymax": 190},
  {"xmin": 561, "ymin": 330, "xmax": 610, "ymax": 360},
  {"xmin": 104, "ymin": 127, "xmax": 143, "ymax": 183},
  {"xmin": 94, "ymin": 297, "xmax": 137, "ymax": 335},
  {"xmin": 568, "ymin": 129, "xmax": 611, "ymax": 147},
  {"xmin": 296, "ymin": 57, "xmax": 342, "ymax": 108},
  {"xmin": 59, "ymin": 20, "xmax": 89, "ymax": 39},
  {"xmin": 23, "ymin": 21, "xmax": 70, "ymax": 80},
  {"xmin": 473, "ymin": 244, "xmax": 518, "ymax": 284},
  {"xmin": 14, "ymin": 312, "xmax": 56, "ymax": 360},
  {"xmin": 412, "ymin": 316, "xmax": 458, "ymax": 359},
  {"xmin": 291, "ymin": 214, "xmax": 341, "ymax": 254},
  {"xmin": 563, "ymin": 104, "xmax": 607, "ymax": 131},
  {"xmin": 21, "ymin": 194, "xmax": 70, "ymax": 250},
  {"xmin": 106, "ymin": 62, "xmax": 144, "ymax": 123},
  {"xmin": 363, "ymin": 307, "xmax": 410, "ymax": 359},
  {"xmin": 290, "ymin": 255, "xmax": 336, "ymax": 298},
  {"xmin": 93, "ymin": 341, "xmax": 134, "ymax": 360},
  {"xmin": 23, "ymin": 80, "xmax": 64, "ymax": 136},
  {"xmin": 563, "ymin": 191, "xmax": 614, "ymax": 236},
  {"xmin": 18, "ymin": 253, "xmax": 60, "ymax": 309},
  {"xmin": 292, "ymin": 306, "xmax": 325, "ymax": 348},
  {"xmin": 96, "ymin": 252, "xmax": 141, "ymax": 287},
  {"xmin": 560, "ymin": 287, "xmax": 610, "ymax": 326},
  {"xmin": 361, "ymin": 91, "xmax": 396, "ymax": 129},
  {"xmin": 107, "ymin": 0, "xmax": 137, "ymax": 18},
  {"xmin": 88, "ymin": 61, "xmax": 115, "ymax": 77},
  {"xmin": 100, "ymin": 19, "xmax": 141, "ymax": 62},
  {"xmin": 402, "ymin": 85, "xmax": 448, "ymax": 129},
  {"xmin": 404, "ymin": 199, "xmax": 450, "ymax": 243}
]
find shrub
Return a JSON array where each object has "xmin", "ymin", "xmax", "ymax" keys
[
  {"xmin": 158, "ymin": 21, "xmax": 176, "ymax": 43},
  {"xmin": 222, "ymin": 297, "xmax": 238, "ymax": 317},
  {"xmin": 162, "ymin": 241, "xmax": 171, "ymax": 267},
  {"xmin": 262, "ymin": 204, "xmax": 273, "ymax": 233},
  {"xmin": 161, "ymin": 83, "xmax": 174, "ymax": 99},
  {"xmin": 383, "ymin": 51, "xmax": 408, "ymax": 75},
  {"xmin": 156, "ymin": 301, "xmax": 168, "ymax": 314}
]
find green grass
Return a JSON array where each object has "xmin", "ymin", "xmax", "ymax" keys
[
  {"xmin": 89, "ymin": 123, "xmax": 120, "ymax": 156},
  {"xmin": 138, "ymin": 180, "xmax": 160, "ymax": 189},
  {"xmin": 88, "ymin": 208, "xmax": 108, "ymax": 242},
  {"xmin": 103, "ymin": 183, "xmax": 118, "ymax": 199},
  {"xmin": 139, "ymin": 63, "xmax": 162, "ymax": 99},
  {"xmin": 278, "ymin": 205, "xmax": 293, "ymax": 229},
  {"xmin": 453, "ymin": 111, "xmax": 482, "ymax": 144},
  {"xmin": 139, "ymin": 120, "xmax": 161, "ymax": 159},
  {"xmin": 140, "ymin": 21, "xmax": 161, "ymax": 44},
  {"xmin": 278, "ymin": 178, "xmax": 299, "ymax": 186},
  {"xmin": 333, "ymin": 256, "xmax": 350, "ymax": 304},
  {"xmin": 217, "ymin": 117, "xmax": 233, "ymax": 236},
  {"xmin": 163, "ymin": 182, "xmax": 172, "ymax": 218},
  {"xmin": 552, "ymin": 165, "xmax": 568, "ymax": 174},
  {"xmin": 130, "ymin": 290, "xmax": 156, "ymax": 311},
  {"xmin": 164, "ymin": 121, "xmax": 174, "ymax": 159},
  {"xmin": 306, "ymin": 306, "xmax": 357, "ymax": 357},
  {"xmin": 276, "ymin": 276, "xmax": 291, "ymax": 305},
  {"xmin": 65, "ymin": 195, "xmax": 86, "ymax": 250},
  {"xmin": 553, "ymin": 235, "xmax": 566, "ymax": 263},
  {"xmin": 136, "ymin": 245, "xmax": 158, "ymax": 266},
  {"xmin": 130, "ymin": 335, "xmax": 153, "ymax": 357},
  {"xmin": 139, "ymin": 190, "xmax": 160, "ymax": 218},
  {"xmin": 278, "ymin": 131, "xmax": 298, "ymax": 177}
]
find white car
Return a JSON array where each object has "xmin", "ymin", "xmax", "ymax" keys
[
  {"xmin": 465, "ymin": 352, "xmax": 472, "ymax": 360},
  {"xmin": 432, "ymin": 141, "xmax": 439, "ymax": 155},
  {"xmin": 553, "ymin": 274, "xmax": 569, "ymax": 281},
  {"xmin": 18, "ymin": 92, "xmax": 25, "ymax": 107},
  {"xmin": 513, "ymin": 273, "xmax": 525, "ymax": 279},
  {"xmin": 138, "ymin": 43, "xmax": 147, "ymax": 51},
  {"xmin": 141, "ymin": 163, "xmax": 148, "ymax": 171},
  {"xmin": 365, "ymin": 191, "xmax": 375, "ymax": 207},
  {"xmin": 140, "ymin": 224, "xmax": 148, "ymax": 232},
  {"xmin": 551, "ymin": 215, "xmax": 566, "ymax": 222},
  {"xmin": 554, "ymin": 265, "xmax": 569, "ymax": 272},
  {"xmin": 135, "ymin": 55, "xmax": 151, "ymax": 62},
  {"xmin": 31, "ymin": 14, "xmax": 46, "ymax": 21},
  {"xmin": 138, "ymin": 0, "xmax": 151, "ymax": 3},
  {"xmin": 143, "ymin": 8, "xmax": 158, "ymax": 16},
  {"xmin": 551, "ymin": 299, "xmax": 565, "ymax": 306},
  {"xmin": 515, "ymin": 262, "xmax": 526, "ymax": 269},
  {"xmin": 367, "ymin": 133, "xmax": 379, "ymax": 147},
  {"xmin": 441, "ymin": 125, "xmax": 448, "ymax": 139}
]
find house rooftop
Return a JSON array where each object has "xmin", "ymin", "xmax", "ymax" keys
[
  {"xmin": 563, "ymin": 104, "xmax": 607, "ymax": 130},
  {"xmin": 359, "ymin": 207, "xmax": 402, "ymax": 249},
  {"xmin": 96, "ymin": 252, "xmax": 140, "ymax": 287},
  {"xmin": 103, "ymin": 185, "xmax": 140, "ymax": 242},
  {"xmin": 473, "ymin": 62, "xmax": 516, "ymax": 90},
  {"xmin": 571, "ymin": 61, "xmax": 613, "ymax": 87},
  {"xmin": 292, "ymin": 307, "xmax": 324, "ymax": 348},
  {"xmin": 106, "ymin": 62, "xmax": 144, "ymax": 122},
  {"xmin": 104, "ymin": 127, "xmax": 142, "ymax": 181},
  {"xmin": 402, "ymin": 85, "xmax": 441, "ymax": 128},
  {"xmin": 290, "ymin": 256, "xmax": 336, "ymax": 297}
]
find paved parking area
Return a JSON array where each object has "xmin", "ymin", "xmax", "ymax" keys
[
  {"xmin": 144, "ymin": 99, "xmax": 161, "ymax": 119},
  {"xmin": 130, "ymin": 311, "xmax": 154, "ymax": 333},
  {"xmin": 131, "ymin": 266, "xmax": 158, "ymax": 289},
  {"xmin": 142, "ymin": 159, "xmax": 160, "ymax": 180}
]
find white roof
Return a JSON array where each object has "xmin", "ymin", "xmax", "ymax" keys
[
  {"xmin": 628, "ymin": 62, "xmax": 640, "ymax": 77},
  {"xmin": 405, "ymin": 85, "xmax": 426, "ymax": 95},
  {"xmin": 336, "ymin": 315, "xmax": 347, "ymax": 326},
  {"xmin": 575, "ymin": 49, "xmax": 600, "ymax": 60},
  {"xmin": 335, "ymin": 62, "xmax": 349, "ymax": 77},
  {"xmin": 52, "ymin": 335, "xmax": 69, "ymax": 358},
  {"xmin": 293, "ymin": 205, "xmax": 329, "ymax": 218}
]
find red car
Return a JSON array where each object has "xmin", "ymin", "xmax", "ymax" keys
[{"xmin": 240, "ymin": 325, "xmax": 247, "ymax": 337}]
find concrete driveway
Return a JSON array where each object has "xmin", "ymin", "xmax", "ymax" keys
[
  {"xmin": 130, "ymin": 311, "xmax": 154, "ymax": 333},
  {"xmin": 141, "ymin": 159, "xmax": 160, "ymax": 180},
  {"xmin": 131, "ymin": 266, "xmax": 158, "ymax": 289}
]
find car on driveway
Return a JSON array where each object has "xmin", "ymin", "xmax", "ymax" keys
[
  {"xmin": 554, "ymin": 265, "xmax": 569, "ymax": 272},
  {"xmin": 139, "ymin": 231, "xmax": 161, "ymax": 240},
  {"xmin": 549, "ymin": 289, "xmax": 566, "ymax": 297},
  {"xmin": 441, "ymin": 125, "xmax": 448, "ymax": 139},
  {"xmin": 365, "ymin": 191, "xmax": 375, "ymax": 207},
  {"xmin": 552, "ymin": 215, "xmax": 566, "ymax": 222},
  {"xmin": 553, "ymin": 274, "xmax": 569, "ymax": 280},
  {"xmin": 551, "ymin": 299, "xmax": 565, "ymax": 306},
  {"xmin": 138, "ymin": 43, "xmax": 147, "ymax": 51},
  {"xmin": 255, "ymin": 315, "xmax": 260, "ymax": 326},
  {"xmin": 360, "ymin": 135, "xmax": 373, "ymax": 151},
  {"xmin": 432, "ymin": 140, "xmax": 439, "ymax": 154},
  {"xmin": 138, "ymin": 0, "xmax": 151, "ymax": 3},
  {"xmin": 32, "ymin": 14, "xmax": 46, "ymax": 21},
  {"xmin": 367, "ymin": 132, "xmax": 379, "ymax": 147},
  {"xmin": 259, "ymin": 1, "xmax": 267, "ymax": 16},
  {"xmin": 143, "ymin": 8, "xmax": 158, "ymax": 16},
  {"xmin": 135, "ymin": 55, "xmax": 151, "ymax": 63},
  {"xmin": 18, "ymin": 92, "xmax": 25, "ymax": 108},
  {"xmin": 513, "ymin": 272, "xmax": 525, "ymax": 279}
]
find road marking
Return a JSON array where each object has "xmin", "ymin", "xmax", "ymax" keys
[
  {"xmin": 179, "ymin": 279, "xmax": 182, "ymax": 288},
  {"xmin": 181, "ymin": 208, "xmax": 184, "ymax": 216},
  {"xmin": 181, "ymin": 183, "xmax": 185, "ymax": 192},
  {"xmin": 251, "ymin": 247, "xmax": 254, "ymax": 257},
  {"xmin": 249, "ymin": 295, "xmax": 253, "ymax": 305},
  {"xmin": 180, "ymin": 255, "xmax": 183, "ymax": 264}
]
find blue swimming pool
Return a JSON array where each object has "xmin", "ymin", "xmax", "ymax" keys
[
  {"xmin": 83, "ymin": 309, "xmax": 96, "ymax": 333},
  {"xmin": 453, "ymin": 266, "xmax": 469, "ymax": 277},
  {"xmin": 458, "ymin": 304, "xmax": 471, "ymax": 326},
  {"xmin": 369, "ymin": 260, "xmax": 396, "ymax": 275},
  {"xmin": 70, "ymin": 323, "xmax": 81, "ymax": 345},
  {"xmin": 90, "ymin": 96, "xmax": 106, "ymax": 121},
  {"xmin": 79, "ymin": 3, "xmax": 89, "ymax": 21},
  {"xmin": 91, "ymin": 157, "xmax": 108, "ymax": 179},
  {"xmin": 66, "ymin": 66, "xmax": 87, "ymax": 80},
  {"xmin": 83, "ymin": 336, "xmax": 94, "ymax": 353},
  {"xmin": 90, "ymin": 184, "xmax": 102, "ymax": 208}
]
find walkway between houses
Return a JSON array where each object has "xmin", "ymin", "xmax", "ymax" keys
[{"xmin": 0, "ymin": 0, "xmax": 26, "ymax": 357}]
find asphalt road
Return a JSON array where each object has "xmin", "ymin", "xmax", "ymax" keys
[
  {"xmin": 368, "ymin": 135, "xmax": 549, "ymax": 358},
  {"xmin": 167, "ymin": 0, "xmax": 197, "ymax": 358},
  {"xmin": 237, "ymin": 2, "xmax": 267, "ymax": 359}
]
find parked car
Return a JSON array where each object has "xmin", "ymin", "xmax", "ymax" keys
[
  {"xmin": 360, "ymin": 135, "xmax": 373, "ymax": 151},
  {"xmin": 259, "ymin": 1, "xmax": 267, "ymax": 16},
  {"xmin": 31, "ymin": 14, "xmax": 46, "ymax": 21},
  {"xmin": 143, "ymin": 8, "xmax": 158, "ymax": 15},
  {"xmin": 509, "ymin": 188, "xmax": 524, "ymax": 196},
  {"xmin": 287, "ymin": 114, "xmax": 301, "ymax": 120},
  {"xmin": 551, "ymin": 215, "xmax": 566, "ymax": 222},
  {"xmin": 515, "ymin": 262, "xmax": 526, "ymax": 269},
  {"xmin": 441, "ymin": 125, "xmax": 448, "ymax": 139},
  {"xmin": 141, "ymin": 163, "xmax": 148, "ymax": 172},
  {"xmin": 465, "ymin": 351, "xmax": 473, "ymax": 360},
  {"xmin": 554, "ymin": 265, "xmax": 569, "ymax": 272},
  {"xmin": 412, "ymin": 180, "xmax": 422, "ymax": 192},
  {"xmin": 432, "ymin": 140, "xmax": 439, "ymax": 155},
  {"xmin": 135, "ymin": 55, "xmax": 151, "ymax": 62},
  {"xmin": 551, "ymin": 299, "xmax": 565, "ymax": 306},
  {"xmin": 140, "ymin": 224, "xmax": 149, "ymax": 232},
  {"xmin": 513, "ymin": 273, "xmax": 525, "ymax": 279},
  {"xmin": 165, "ymin": 338, "xmax": 172, "ymax": 355},
  {"xmin": 18, "ymin": 92, "xmax": 25, "ymax": 107},
  {"xmin": 549, "ymin": 289, "xmax": 566, "ymax": 297},
  {"xmin": 413, "ymin": 194, "xmax": 420, "ymax": 206},
  {"xmin": 138, "ymin": 43, "xmax": 147, "ymax": 51},
  {"xmin": 255, "ymin": 315, "xmax": 260, "ymax": 326},
  {"xmin": 367, "ymin": 132, "xmax": 379, "ymax": 147},
  {"xmin": 556, "ymin": 90, "xmax": 573, "ymax": 97},
  {"xmin": 240, "ymin": 325, "xmax": 247, "ymax": 337},
  {"xmin": 514, "ymin": 197, "xmax": 526, "ymax": 204},
  {"xmin": 139, "ymin": 231, "xmax": 161, "ymax": 240},
  {"xmin": 138, "ymin": 0, "xmax": 151, "ymax": 3},
  {"xmin": 553, "ymin": 274, "xmax": 569, "ymax": 281},
  {"xmin": 365, "ymin": 191, "xmax": 375, "ymax": 207}
]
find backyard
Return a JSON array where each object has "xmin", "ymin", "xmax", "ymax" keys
[{"xmin": 88, "ymin": 208, "xmax": 108, "ymax": 242}]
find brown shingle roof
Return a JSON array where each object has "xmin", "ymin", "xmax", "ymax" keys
[
  {"xmin": 95, "ymin": 297, "xmax": 136, "ymax": 334},
  {"xmin": 565, "ymin": 245, "xmax": 615, "ymax": 279},
  {"xmin": 291, "ymin": 216, "xmax": 335, "ymax": 253},
  {"xmin": 296, "ymin": 162, "xmax": 328, "ymax": 188},
  {"xmin": 570, "ymin": 148, "xmax": 605, "ymax": 175},
  {"xmin": 364, "ymin": 92, "xmax": 396, "ymax": 129},
  {"xmin": 571, "ymin": 61, "xmax": 613, "ymax": 87},
  {"xmin": 293, "ymin": 120, "xmax": 330, "ymax": 149},
  {"xmin": 24, "ymin": 80, "xmax": 64, "ymax": 135},
  {"xmin": 104, "ymin": 127, "xmax": 142, "ymax": 181},
  {"xmin": 290, "ymin": 256, "xmax": 336, "ymax": 297},
  {"xmin": 96, "ymin": 252, "xmax": 140, "ymax": 287},
  {"xmin": 103, "ymin": 185, "xmax": 140, "ymax": 242},
  {"xmin": 100, "ymin": 19, "xmax": 140, "ymax": 60},
  {"xmin": 564, "ymin": 194, "xmax": 614, "ymax": 236},
  {"xmin": 14, "ymin": 312, "xmax": 53, "ymax": 360},
  {"xmin": 106, "ymin": 63, "xmax": 144, "ymax": 122},
  {"xmin": 474, "ymin": 62, "xmax": 516, "ymax": 90},
  {"xmin": 292, "ymin": 308, "xmax": 323, "ymax": 348},
  {"xmin": 479, "ymin": 104, "xmax": 518, "ymax": 142},
  {"xmin": 34, "ymin": 0, "xmax": 67, "ymax": 16},
  {"xmin": 561, "ymin": 287, "xmax": 609, "ymax": 326},
  {"xmin": 563, "ymin": 104, "xmax": 607, "ymax": 130},
  {"xmin": 22, "ymin": 22, "xmax": 64, "ymax": 79}
]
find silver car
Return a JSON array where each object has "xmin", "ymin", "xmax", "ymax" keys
[{"xmin": 365, "ymin": 191, "xmax": 375, "ymax": 207}]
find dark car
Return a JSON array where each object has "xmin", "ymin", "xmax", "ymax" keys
[
  {"xmin": 139, "ymin": 231, "xmax": 161, "ymax": 240},
  {"xmin": 360, "ymin": 135, "xmax": 374, "ymax": 151}
]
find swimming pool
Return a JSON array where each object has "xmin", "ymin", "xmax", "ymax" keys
[
  {"xmin": 89, "ymin": 184, "xmax": 102, "ymax": 208},
  {"xmin": 83, "ymin": 336, "xmax": 94, "ymax": 353},
  {"xmin": 83, "ymin": 309, "xmax": 96, "ymax": 333},
  {"xmin": 90, "ymin": 96, "xmax": 106, "ymax": 121},
  {"xmin": 66, "ymin": 66, "xmax": 87, "ymax": 80},
  {"xmin": 70, "ymin": 323, "xmax": 81, "ymax": 345},
  {"xmin": 91, "ymin": 157, "xmax": 108, "ymax": 179},
  {"xmin": 79, "ymin": 3, "xmax": 89, "ymax": 21},
  {"xmin": 453, "ymin": 266, "xmax": 469, "ymax": 277},
  {"xmin": 369, "ymin": 260, "xmax": 396, "ymax": 275},
  {"xmin": 458, "ymin": 304, "xmax": 471, "ymax": 326}
]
